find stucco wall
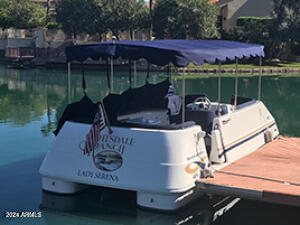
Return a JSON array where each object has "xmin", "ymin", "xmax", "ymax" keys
[
  {"xmin": 0, "ymin": 40, "xmax": 6, "ymax": 50},
  {"xmin": 0, "ymin": 38, "xmax": 34, "ymax": 50}
]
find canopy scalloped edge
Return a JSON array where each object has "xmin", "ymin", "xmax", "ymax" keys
[{"xmin": 65, "ymin": 39, "xmax": 264, "ymax": 67}]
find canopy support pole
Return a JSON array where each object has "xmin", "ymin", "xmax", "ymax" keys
[
  {"xmin": 234, "ymin": 57, "xmax": 238, "ymax": 109},
  {"xmin": 167, "ymin": 63, "xmax": 172, "ymax": 82},
  {"xmin": 129, "ymin": 60, "xmax": 132, "ymax": 88},
  {"xmin": 81, "ymin": 63, "xmax": 87, "ymax": 95},
  {"xmin": 182, "ymin": 68, "xmax": 186, "ymax": 129},
  {"xmin": 110, "ymin": 56, "xmax": 114, "ymax": 93},
  {"xmin": 67, "ymin": 62, "xmax": 71, "ymax": 104},
  {"xmin": 146, "ymin": 62, "xmax": 150, "ymax": 83},
  {"xmin": 106, "ymin": 59, "xmax": 111, "ymax": 93},
  {"xmin": 217, "ymin": 61, "xmax": 222, "ymax": 116},
  {"xmin": 217, "ymin": 61, "xmax": 227, "ymax": 162},
  {"xmin": 258, "ymin": 56, "xmax": 262, "ymax": 101},
  {"xmin": 133, "ymin": 61, "xmax": 137, "ymax": 87}
]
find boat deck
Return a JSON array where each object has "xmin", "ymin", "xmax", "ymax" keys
[{"xmin": 197, "ymin": 137, "xmax": 300, "ymax": 207}]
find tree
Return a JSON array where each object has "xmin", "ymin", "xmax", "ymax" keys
[
  {"xmin": 270, "ymin": 0, "xmax": 300, "ymax": 56},
  {"xmin": 103, "ymin": 0, "xmax": 149, "ymax": 39},
  {"xmin": 221, "ymin": 17, "xmax": 274, "ymax": 58},
  {"xmin": 271, "ymin": 0, "xmax": 300, "ymax": 42},
  {"xmin": 56, "ymin": 0, "xmax": 149, "ymax": 41},
  {"xmin": 0, "ymin": 0, "xmax": 46, "ymax": 29},
  {"xmin": 56, "ymin": 0, "xmax": 105, "ymax": 41},
  {"xmin": 0, "ymin": 0, "xmax": 10, "ymax": 28},
  {"xmin": 152, "ymin": 0, "xmax": 219, "ymax": 39}
]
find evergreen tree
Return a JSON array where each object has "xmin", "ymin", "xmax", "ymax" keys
[
  {"xmin": 270, "ymin": 0, "xmax": 300, "ymax": 56},
  {"xmin": 0, "ymin": 0, "xmax": 46, "ymax": 29},
  {"xmin": 102, "ymin": 0, "xmax": 149, "ymax": 39},
  {"xmin": 56, "ymin": 0, "xmax": 104, "ymax": 40},
  {"xmin": 152, "ymin": 0, "xmax": 219, "ymax": 39}
]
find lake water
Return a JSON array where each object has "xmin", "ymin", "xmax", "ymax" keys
[{"xmin": 0, "ymin": 65, "xmax": 299, "ymax": 225}]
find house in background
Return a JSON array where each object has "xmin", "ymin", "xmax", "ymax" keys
[
  {"xmin": 145, "ymin": 0, "xmax": 274, "ymax": 31},
  {"xmin": 216, "ymin": 0, "xmax": 274, "ymax": 30}
]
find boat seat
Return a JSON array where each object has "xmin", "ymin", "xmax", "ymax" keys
[
  {"xmin": 185, "ymin": 110, "xmax": 216, "ymax": 133},
  {"xmin": 170, "ymin": 109, "xmax": 216, "ymax": 133},
  {"xmin": 230, "ymin": 95, "xmax": 254, "ymax": 105},
  {"xmin": 230, "ymin": 96, "xmax": 257, "ymax": 110}
]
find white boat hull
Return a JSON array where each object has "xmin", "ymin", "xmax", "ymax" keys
[
  {"xmin": 40, "ymin": 100, "xmax": 279, "ymax": 211},
  {"xmin": 40, "ymin": 122, "xmax": 206, "ymax": 210},
  {"xmin": 210, "ymin": 101, "xmax": 279, "ymax": 169}
]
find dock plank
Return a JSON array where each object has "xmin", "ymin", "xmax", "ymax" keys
[{"xmin": 197, "ymin": 137, "xmax": 300, "ymax": 207}]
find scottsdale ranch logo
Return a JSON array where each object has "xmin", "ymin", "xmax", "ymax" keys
[
  {"xmin": 94, "ymin": 150, "xmax": 123, "ymax": 172},
  {"xmin": 79, "ymin": 134, "xmax": 134, "ymax": 172}
]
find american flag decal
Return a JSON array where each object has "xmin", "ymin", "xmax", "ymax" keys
[{"xmin": 83, "ymin": 104, "xmax": 106, "ymax": 155}]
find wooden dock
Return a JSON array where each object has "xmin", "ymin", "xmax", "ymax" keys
[{"xmin": 197, "ymin": 137, "xmax": 300, "ymax": 207}]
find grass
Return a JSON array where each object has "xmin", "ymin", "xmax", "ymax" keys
[
  {"xmin": 160, "ymin": 73, "xmax": 300, "ymax": 79},
  {"xmin": 158, "ymin": 61, "xmax": 300, "ymax": 79},
  {"xmin": 157, "ymin": 61, "xmax": 300, "ymax": 79},
  {"xmin": 165, "ymin": 73, "xmax": 300, "ymax": 79},
  {"xmin": 275, "ymin": 62, "xmax": 300, "ymax": 68},
  {"xmin": 187, "ymin": 61, "xmax": 300, "ymax": 69}
]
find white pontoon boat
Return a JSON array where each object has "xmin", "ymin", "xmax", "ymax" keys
[{"xmin": 39, "ymin": 40, "xmax": 279, "ymax": 211}]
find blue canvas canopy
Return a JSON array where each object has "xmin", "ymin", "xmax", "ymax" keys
[{"xmin": 65, "ymin": 39, "xmax": 264, "ymax": 67}]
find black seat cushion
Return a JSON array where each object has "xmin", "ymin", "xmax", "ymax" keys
[
  {"xmin": 103, "ymin": 79, "xmax": 170, "ymax": 123},
  {"xmin": 53, "ymin": 95, "xmax": 98, "ymax": 136},
  {"xmin": 185, "ymin": 110, "xmax": 216, "ymax": 133},
  {"xmin": 230, "ymin": 96, "xmax": 253, "ymax": 105}
]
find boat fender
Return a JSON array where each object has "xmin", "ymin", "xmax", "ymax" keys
[
  {"xmin": 264, "ymin": 129, "xmax": 273, "ymax": 143},
  {"xmin": 195, "ymin": 131, "xmax": 214, "ymax": 178},
  {"xmin": 201, "ymin": 165, "xmax": 214, "ymax": 179}
]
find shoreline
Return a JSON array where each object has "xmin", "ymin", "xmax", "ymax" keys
[
  {"xmin": 162, "ymin": 73, "xmax": 300, "ymax": 79},
  {"xmin": 178, "ymin": 67, "xmax": 300, "ymax": 75},
  {"xmin": 171, "ymin": 67, "xmax": 300, "ymax": 78},
  {"xmin": 1, "ymin": 60, "xmax": 300, "ymax": 77}
]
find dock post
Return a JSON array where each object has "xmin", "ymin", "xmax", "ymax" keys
[{"xmin": 67, "ymin": 62, "xmax": 71, "ymax": 104}]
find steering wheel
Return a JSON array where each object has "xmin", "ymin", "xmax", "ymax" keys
[{"xmin": 193, "ymin": 96, "xmax": 211, "ymax": 110}]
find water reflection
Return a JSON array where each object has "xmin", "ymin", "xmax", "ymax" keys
[
  {"xmin": 1, "ymin": 65, "xmax": 299, "ymax": 136},
  {"xmin": 0, "ymin": 67, "xmax": 66, "ymax": 129},
  {"xmin": 0, "ymin": 66, "xmax": 162, "ymax": 136},
  {"xmin": 213, "ymin": 199, "xmax": 300, "ymax": 225},
  {"xmin": 40, "ymin": 189, "xmax": 239, "ymax": 225}
]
